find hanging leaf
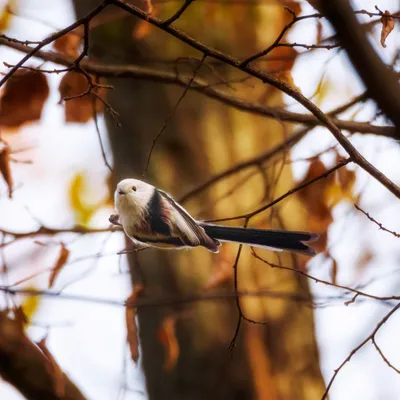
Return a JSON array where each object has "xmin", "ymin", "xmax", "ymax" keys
[
  {"xmin": 48, "ymin": 244, "xmax": 70, "ymax": 288},
  {"xmin": 58, "ymin": 71, "xmax": 104, "ymax": 123},
  {"xmin": 266, "ymin": 46, "xmax": 298, "ymax": 74},
  {"xmin": 132, "ymin": 5, "xmax": 157, "ymax": 40},
  {"xmin": 380, "ymin": 10, "xmax": 395, "ymax": 48},
  {"xmin": 54, "ymin": 29, "xmax": 82, "ymax": 58},
  {"xmin": 12, "ymin": 306, "xmax": 28, "ymax": 329},
  {"xmin": 157, "ymin": 315, "xmax": 179, "ymax": 372},
  {"xmin": 330, "ymin": 256, "xmax": 338, "ymax": 285},
  {"xmin": 37, "ymin": 337, "xmax": 66, "ymax": 397},
  {"xmin": 206, "ymin": 247, "xmax": 234, "ymax": 289},
  {"xmin": 0, "ymin": 144, "xmax": 12, "ymax": 197},
  {"xmin": 316, "ymin": 20, "xmax": 323, "ymax": 44},
  {"xmin": 297, "ymin": 158, "xmax": 333, "ymax": 225},
  {"xmin": 0, "ymin": 70, "xmax": 50, "ymax": 129},
  {"xmin": 125, "ymin": 284, "xmax": 144, "ymax": 363}
]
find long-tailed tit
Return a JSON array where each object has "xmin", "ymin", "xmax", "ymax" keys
[{"xmin": 112, "ymin": 179, "xmax": 318, "ymax": 256}]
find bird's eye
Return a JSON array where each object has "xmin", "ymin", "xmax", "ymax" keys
[{"xmin": 132, "ymin": 186, "xmax": 137, "ymax": 191}]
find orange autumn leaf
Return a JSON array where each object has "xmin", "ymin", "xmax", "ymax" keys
[
  {"xmin": 297, "ymin": 159, "xmax": 333, "ymax": 252},
  {"xmin": 316, "ymin": 20, "xmax": 323, "ymax": 44},
  {"xmin": 0, "ymin": 70, "xmax": 49, "ymax": 129},
  {"xmin": 298, "ymin": 158, "xmax": 333, "ymax": 224},
  {"xmin": 330, "ymin": 256, "xmax": 338, "ymax": 285},
  {"xmin": 37, "ymin": 337, "xmax": 66, "ymax": 397},
  {"xmin": 48, "ymin": 244, "xmax": 70, "ymax": 288},
  {"xmin": 206, "ymin": 247, "xmax": 234, "ymax": 289},
  {"xmin": 265, "ymin": 46, "xmax": 298, "ymax": 74},
  {"xmin": 125, "ymin": 284, "xmax": 144, "ymax": 363},
  {"xmin": 12, "ymin": 306, "xmax": 28, "ymax": 329},
  {"xmin": 132, "ymin": 5, "xmax": 157, "ymax": 40},
  {"xmin": 283, "ymin": 1, "xmax": 301, "ymax": 18},
  {"xmin": 157, "ymin": 315, "xmax": 179, "ymax": 372},
  {"xmin": 380, "ymin": 10, "xmax": 395, "ymax": 48},
  {"xmin": 0, "ymin": 145, "xmax": 12, "ymax": 198},
  {"xmin": 54, "ymin": 29, "xmax": 82, "ymax": 58},
  {"xmin": 58, "ymin": 71, "xmax": 104, "ymax": 123}
]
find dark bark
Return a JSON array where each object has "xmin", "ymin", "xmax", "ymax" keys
[
  {"xmin": 0, "ymin": 312, "xmax": 87, "ymax": 400},
  {"xmin": 315, "ymin": 0, "xmax": 400, "ymax": 135}
]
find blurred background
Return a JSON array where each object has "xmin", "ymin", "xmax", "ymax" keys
[{"xmin": 0, "ymin": 0, "xmax": 400, "ymax": 399}]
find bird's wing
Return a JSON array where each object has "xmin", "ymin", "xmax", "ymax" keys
[{"xmin": 158, "ymin": 190, "xmax": 218, "ymax": 250}]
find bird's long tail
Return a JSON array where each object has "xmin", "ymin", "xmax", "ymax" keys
[{"xmin": 201, "ymin": 223, "xmax": 318, "ymax": 256}]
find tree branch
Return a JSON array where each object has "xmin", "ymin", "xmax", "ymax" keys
[
  {"xmin": 316, "ymin": 0, "xmax": 400, "ymax": 133},
  {"xmin": 110, "ymin": 0, "xmax": 400, "ymax": 199},
  {"xmin": 0, "ymin": 312, "xmax": 88, "ymax": 400},
  {"xmin": 0, "ymin": 38, "xmax": 394, "ymax": 138}
]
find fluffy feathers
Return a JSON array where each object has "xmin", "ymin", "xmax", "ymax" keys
[{"xmin": 114, "ymin": 179, "xmax": 317, "ymax": 256}]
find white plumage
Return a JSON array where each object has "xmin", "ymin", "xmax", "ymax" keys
[{"xmin": 113, "ymin": 178, "xmax": 318, "ymax": 255}]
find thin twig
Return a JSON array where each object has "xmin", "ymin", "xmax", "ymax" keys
[
  {"xmin": 354, "ymin": 204, "xmax": 400, "ymax": 238},
  {"xmin": 322, "ymin": 302, "xmax": 400, "ymax": 400},
  {"xmin": 143, "ymin": 54, "xmax": 207, "ymax": 174},
  {"xmin": 207, "ymin": 157, "xmax": 352, "ymax": 223},
  {"xmin": 111, "ymin": 0, "xmax": 400, "ymax": 199},
  {"xmin": 162, "ymin": 0, "xmax": 195, "ymax": 26}
]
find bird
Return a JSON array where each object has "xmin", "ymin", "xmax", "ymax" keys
[{"xmin": 112, "ymin": 178, "xmax": 318, "ymax": 256}]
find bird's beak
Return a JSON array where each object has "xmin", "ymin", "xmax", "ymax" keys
[{"xmin": 118, "ymin": 189, "xmax": 125, "ymax": 195}]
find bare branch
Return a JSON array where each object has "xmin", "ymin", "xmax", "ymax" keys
[
  {"xmin": 143, "ymin": 54, "xmax": 207, "ymax": 174},
  {"xmin": 0, "ymin": 39, "xmax": 394, "ymax": 138},
  {"xmin": 354, "ymin": 204, "xmax": 400, "ymax": 238},
  {"xmin": 0, "ymin": 312, "xmax": 88, "ymax": 400},
  {"xmin": 316, "ymin": 0, "xmax": 400, "ymax": 133},
  {"xmin": 322, "ymin": 302, "xmax": 400, "ymax": 400},
  {"xmin": 0, "ymin": 0, "xmax": 110, "ymax": 88},
  {"xmin": 111, "ymin": 0, "xmax": 400, "ymax": 199},
  {"xmin": 207, "ymin": 157, "xmax": 352, "ymax": 223},
  {"xmin": 162, "ymin": 0, "xmax": 195, "ymax": 26}
]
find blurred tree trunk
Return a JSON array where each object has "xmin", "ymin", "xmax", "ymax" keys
[{"xmin": 73, "ymin": 2, "xmax": 326, "ymax": 399}]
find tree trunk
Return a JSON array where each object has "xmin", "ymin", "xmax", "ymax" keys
[{"xmin": 73, "ymin": 2, "xmax": 326, "ymax": 399}]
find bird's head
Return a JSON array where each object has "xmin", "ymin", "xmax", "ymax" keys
[{"xmin": 114, "ymin": 178, "xmax": 154, "ymax": 216}]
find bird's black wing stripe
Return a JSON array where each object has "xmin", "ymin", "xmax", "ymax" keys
[
  {"xmin": 158, "ymin": 190, "xmax": 200, "ymax": 232},
  {"xmin": 158, "ymin": 190, "xmax": 219, "ymax": 251},
  {"xmin": 147, "ymin": 189, "xmax": 171, "ymax": 236}
]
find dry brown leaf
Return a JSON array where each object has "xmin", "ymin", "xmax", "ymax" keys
[
  {"xmin": 380, "ymin": 10, "xmax": 395, "ymax": 48},
  {"xmin": 0, "ymin": 145, "xmax": 12, "ymax": 198},
  {"xmin": 0, "ymin": 70, "xmax": 49, "ymax": 129},
  {"xmin": 58, "ymin": 71, "xmax": 104, "ymax": 123},
  {"xmin": 297, "ymin": 159, "xmax": 335, "ymax": 252},
  {"xmin": 125, "ymin": 283, "xmax": 145, "ymax": 363},
  {"xmin": 356, "ymin": 250, "xmax": 374, "ymax": 274},
  {"xmin": 132, "ymin": 6, "xmax": 157, "ymax": 40},
  {"xmin": 266, "ymin": 46, "xmax": 298, "ymax": 74},
  {"xmin": 144, "ymin": 0, "xmax": 153, "ymax": 14},
  {"xmin": 330, "ymin": 256, "xmax": 338, "ymax": 285},
  {"xmin": 298, "ymin": 158, "xmax": 333, "ymax": 223},
  {"xmin": 48, "ymin": 244, "xmax": 70, "ymax": 288},
  {"xmin": 206, "ymin": 247, "xmax": 234, "ymax": 289},
  {"xmin": 54, "ymin": 29, "xmax": 82, "ymax": 58},
  {"xmin": 316, "ymin": 20, "xmax": 323, "ymax": 44},
  {"xmin": 12, "ymin": 306, "xmax": 28, "ymax": 329},
  {"xmin": 157, "ymin": 315, "xmax": 179, "ymax": 372},
  {"xmin": 284, "ymin": 1, "xmax": 301, "ymax": 18},
  {"xmin": 336, "ymin": 158, "xmax": 356, "ymax": 191},
  {"xmin": 37, "ymin": 337, "xmax": 66, "ymax": 397}
]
